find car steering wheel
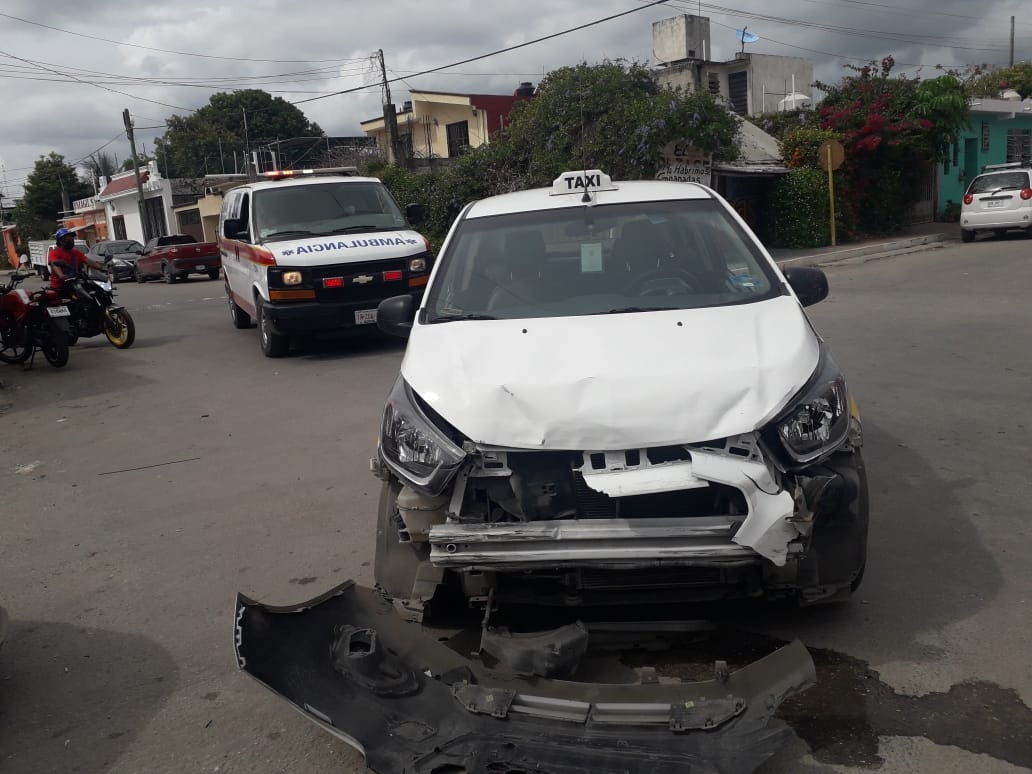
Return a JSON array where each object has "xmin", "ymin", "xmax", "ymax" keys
[{"xmin": 626, "ymin": 267, "xmax": 703, "ymax": 297}]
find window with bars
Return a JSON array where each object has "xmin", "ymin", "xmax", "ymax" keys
[
  {"xmin": 727, "ymin": 71, "xmax": 748, "ymax": 116},
  {"xmin": 446, "ymin": 120, "xmax": 470, "ymax": 157},
  {"xmin": 1006, "ymin": 129, "xmax": 1030, "ymax": 164}
]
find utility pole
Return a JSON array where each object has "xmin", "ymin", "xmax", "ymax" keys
[
  {"xmin": 378, "ymin": 49, "xmax": 401, "ymax": 166},
  {"xmin": 242, "ymin": 108, "xmax": 253, "ymax": 180},
  {"xmin": 123, "ymin": 108, "xmax": 150, "ymax": 242},
  {"xmin": 1010, "ymin": 16, "xmax": 1015, "ymax": 67}
]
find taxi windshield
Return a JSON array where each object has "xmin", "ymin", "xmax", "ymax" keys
[
  {"xmin": 253, "ymin": 182, "xmax": 408, "ymax": 241},
  {"xmin": 425, "ymin": 199, "xmax": 782, "ymax": 321}
]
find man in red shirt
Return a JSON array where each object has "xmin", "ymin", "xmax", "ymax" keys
[
  {"xmin": 47, "ymin": 230, "xmax": 106, "ymax": 291},
  {"xmin": 48, "ymin": 228, "xmax": 106, "ymax": 289}
]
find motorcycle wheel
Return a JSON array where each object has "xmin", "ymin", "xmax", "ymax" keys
[
  {"xmin": 0, "ymin": 313, "xmax": 31, "ymax": 365},
  {"xmin": 40, "ymin": 327, "xmax": 69, "ymax": 368},
  {"xmin": 0, "ymin": 324, "xmax": 31, "ymax": 364},
  {"xmin": 104, "ymin": 308, "xmax": 136, "ymax": 349}
]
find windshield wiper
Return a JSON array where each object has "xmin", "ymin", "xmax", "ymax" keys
[
  {"xmin": 326, "ymin": 225, "xmax": 394, "ymax": 234},
  {"xmin": 426, "ymin": 313, "xmax": 498, "ymax": 323},
  {"xmin": 594, "ymin": 306, "xmax": 671, "ymax": 314},
  {"xmin": 263, "ymin": 229, "xmax": 318, "ymax": 239}
]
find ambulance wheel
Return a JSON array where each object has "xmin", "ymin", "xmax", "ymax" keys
[
  {"xmin": 226, "ymin": 282, "xmax": 252, "ymax": 329},
  {"xmin": 256, "ymin": 296, "xmax": 289, "ymax": 357}
]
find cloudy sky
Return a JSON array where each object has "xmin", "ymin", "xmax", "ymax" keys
[{"xmin": 0, "ymin": 0, "xmax": 1027, "ymax": 200}]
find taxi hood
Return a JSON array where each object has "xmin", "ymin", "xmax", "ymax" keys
[
  {"xmin": 264, "ymin": 229, "xmax": 427, "ymax": 265},
  {"xmin": 402, "ymin": 295, "xmax": 820, "ymax": 450}
]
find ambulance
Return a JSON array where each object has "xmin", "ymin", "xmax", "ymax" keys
[{"xmin": 218, "ymin": 167, "xmax": 431, "ymax": 357}]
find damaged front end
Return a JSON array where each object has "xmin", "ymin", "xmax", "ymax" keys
[
  {"xmin": 235, "ymin": 581, "xmax": 816, "ymax": 774},
  {"xmin": 373, "ymin": 350, "xmax": 868, "ymax": 617}
]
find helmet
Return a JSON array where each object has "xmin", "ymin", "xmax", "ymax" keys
[{"xmin": 55, "ymin": 227, "xmax": 73, "ymax": 240}]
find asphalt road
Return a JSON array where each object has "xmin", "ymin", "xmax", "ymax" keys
[{"xmin": 1, "ymin": 236, "xmax": 1030, "ymax": 774}]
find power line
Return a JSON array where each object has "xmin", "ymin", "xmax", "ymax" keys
[
  {"xmin": 654, "ymin": 0, "xmax": 1023, "ymax": 66},
  {"xmin": 808, "ymin": 0, "xmax": 1032, "ymax": 28},
  {"xmin": 0, "ymin": 11, "xmax": 374, "ymax": 64},
  {"xmin": 0, "ymin": 48, "xmax": 193, "ymax": 111},
  {"xmin": 292, "ymin": 0, "xmax": 675, "ymax": 105}
]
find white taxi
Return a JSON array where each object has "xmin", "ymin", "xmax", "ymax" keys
[
  {"xmin": 370, "ymin": 169, "xmax": 870, "ymax": 617},
  {"xmin": 218, "ymin": 168, "xmax": 432, "ymax": 356}
]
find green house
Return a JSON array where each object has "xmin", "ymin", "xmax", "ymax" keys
[{"xmin": 939, "ymin": 98, "xmax": 1032, "ymax": 218}]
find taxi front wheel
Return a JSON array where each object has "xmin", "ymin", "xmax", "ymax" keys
[{"xmin": 256, "ymin": 296, "xmax": 289, "ymax": 357}]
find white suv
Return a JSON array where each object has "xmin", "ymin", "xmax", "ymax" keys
[{"xmin": 960, "ymin": 162, "xmax": 1032, "ymax": 242}]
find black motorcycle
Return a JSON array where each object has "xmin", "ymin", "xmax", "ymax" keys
[{"xmin": 62, "ymin": 269, "xmax": 136, "ymax": 349}]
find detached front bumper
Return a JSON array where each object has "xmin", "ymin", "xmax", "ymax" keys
[{"xmin": 235, "ymin": 581, "xmax": 815, "ymax": 774}]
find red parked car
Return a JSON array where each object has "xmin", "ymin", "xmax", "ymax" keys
[{"xmin": 136, "ymin": 234, "xmax": 222, "ymax": 283}]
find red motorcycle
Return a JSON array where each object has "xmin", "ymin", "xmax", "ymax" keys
[{"xmin": 0, "ymin": 268, "xmax": 72, "ymax": 368}]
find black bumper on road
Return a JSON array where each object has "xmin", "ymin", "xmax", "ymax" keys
[
  {"xmin": 265, "ymin": 293, "xmax": 420, "ymax": 336},
  {"xmin": 234, "ymin": 581, "xmax": 816, "ymax": 774}
]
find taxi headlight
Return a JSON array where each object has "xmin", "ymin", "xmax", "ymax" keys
[
  {"xmin": 409, "ymin": 257, "xmax": 427, "ymax": 273},
  {"xmin": 775, "ymin": 360, "xmax": 851, "ymax": 464},
  {"xmin": 379, "ymin": 377, "xmax": 465, "ymax": 495},
  {"xmin": 283, "ymin": 271, "xmax": 303, "ymax": 286}
]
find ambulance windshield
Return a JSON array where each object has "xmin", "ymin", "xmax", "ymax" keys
[{"xmin": 254, "ymin": 182, "xmax": 408, "ymax": 241}]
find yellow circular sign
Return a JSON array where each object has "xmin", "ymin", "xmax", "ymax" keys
[{"xmin": 817, "ymin": 140, "xmax": 846, "ymax": 171}]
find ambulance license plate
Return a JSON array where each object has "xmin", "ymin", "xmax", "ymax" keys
[{"xmin": 355, "ymin": 309, "xmax": 377, "ymax": 325}]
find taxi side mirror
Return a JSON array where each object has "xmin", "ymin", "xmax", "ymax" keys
[
  {"xmin": 377, "ymin": 294, "xmax": 415, "ymax": 338},
  {"xmin": 784, "ymin": 266, "xmax": 829, "ymax": 307},
  {"xmin": 405, "ymin": 203, "xmax": 426, "ymax": 226}
]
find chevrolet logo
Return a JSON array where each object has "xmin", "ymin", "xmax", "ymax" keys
[{"xmin": 353, "ymin": 274, "xmax": 374, "ymax": 285}]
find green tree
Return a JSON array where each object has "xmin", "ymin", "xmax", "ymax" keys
[
  {"xmin": 501, "ymin": 60, "xmax": 739, "ymax": 186},
  {"xmin": 378, "ymin": 60, "xmax": 740, "ymax": 246},
  {"xmin": 83, "ymin": 151, "xmax": 117, "ymax": 181},
  {"xmin": 813, "ymin": 57, "xmax": 969, "ymax": 235},
  {"xmin": 154, "ymin": 89, "xmax": 324, "ymax": 178},
  {"xmin": 120, "ymin": 153, "xmax": 153, "ymax": 172},
  {"xmin": 965, "ymin": 61, "xmax": 1032, "ymax": 100},
  {"xmin": 13, "ymin": 152, "xmax": 92, "ymax": 240}
]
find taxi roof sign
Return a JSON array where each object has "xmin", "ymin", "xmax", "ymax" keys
[{"xmin": 550, "ymin": 170, "xmax": 617, "ymax": 198}]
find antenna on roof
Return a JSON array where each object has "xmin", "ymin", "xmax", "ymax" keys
[
  {"xmin": 580, "ymin": 102, "xmax": 591, "ymax": 204},
  {"xmin": 736, "ymin": 27, "xmax": 759, "ymax": 53}
]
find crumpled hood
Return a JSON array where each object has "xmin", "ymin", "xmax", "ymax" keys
[
  {"xmin": 267, "ymin": 230, "xmax": 426, "ymax": 264},
  {"xmin": 403, "ymin": 295, "xmax": 819, "ymax": 450}
]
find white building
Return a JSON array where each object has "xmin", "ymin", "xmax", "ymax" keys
[
  {"xmin": 652, "ymin": 15, "xmax": 814, "ymax": 117},
  {"xmin": 97, "ymin": 161, "xmax": 173, "ymax": 243}
]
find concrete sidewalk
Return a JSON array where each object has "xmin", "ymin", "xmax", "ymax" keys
[{"xmin": 768, "ymin": 221, "xmax": 958, "ymax": 268}]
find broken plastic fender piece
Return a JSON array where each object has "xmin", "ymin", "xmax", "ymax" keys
[{"xmin": 234, "ymin": 581, "xmax": 816, "ymax": 774}]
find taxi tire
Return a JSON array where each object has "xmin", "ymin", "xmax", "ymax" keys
[{"xmin": 256, "ymin": 296, "xmax": 289, "ymax": 357}]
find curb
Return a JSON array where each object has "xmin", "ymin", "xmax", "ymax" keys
[{"xmin": 774, "ymin": 233, "xmax": 954, "ymax": 268}]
